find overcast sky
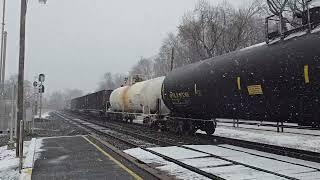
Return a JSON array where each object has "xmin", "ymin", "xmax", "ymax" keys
[{"xmin": 4, "ymin": 0, "xmax": 245, "ymax": 95}]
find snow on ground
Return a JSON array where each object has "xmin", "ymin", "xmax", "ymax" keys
[
  {"xmin": 0, "ymin": 145, "xmax": 19, "ymax": 180},
  {"xmin": 185, "ymin": 145, "xmax": 320, "ymax": 179},
  {"xmin": 133, "ymin": 116, "xmax": 144, "ymax": 124},
  {"xmin": 33, "ymin": 112, "xmax": 51, "ymax": 119},
  {"xmin": 125, "ymin": 146, "xmax": 287, "ymax": 180},
  {"xmin": 23, "ymin": 138, "xmax": 44, "ymax": 169},
  {"xmin": 124, "ymin": 148, "xmax": 210, "ymax": 180},
  {"xmin": 207, "ymin": 126, "xmax": 320, "ymax": 153},
  {"xmin": 0, "ymin": 138, "xmax": 43, "ymax": 180},
  {"xmin": 217, "ymin": 120, "xmax": 320, "ymax": 136}
]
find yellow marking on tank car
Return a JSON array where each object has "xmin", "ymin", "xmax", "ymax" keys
[
  {"xmin": 169, "ymin": 92, "xmax": 190, "ymax": 99},
  {"xmin": 247, "ymin": 85, "xmax": 263, "ymax": 95},
  {"xmin": 237, "ymin": 77, "xmax": 241, "ymax": 90},
  {"xmin": 304, "ymin": 65, "xmax": 310, "ymax": 83}
]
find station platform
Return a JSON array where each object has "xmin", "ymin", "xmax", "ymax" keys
[{"xmin": 30, "ymin": 135, "xmax": 147, "ymax": 180}]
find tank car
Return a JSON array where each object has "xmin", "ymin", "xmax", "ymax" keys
[
  {"xmin": 109, "ymin": 76, "xmax": 169, "ymax": 121},
  {"xmin": 162, "ymin": 31, "xmax": 320, "ymax": 130}
]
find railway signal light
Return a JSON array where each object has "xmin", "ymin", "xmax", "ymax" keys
[
  {"xmin": 33, "ymin": 81, "xmax": 38, "ymax": 87},
  {"xmin": 39, "ymin": 84, "xmax": 45, "ymax": 93},
  {"xmin": 39, "ymin": 73, "xmax": 45, "ymax": 82}
]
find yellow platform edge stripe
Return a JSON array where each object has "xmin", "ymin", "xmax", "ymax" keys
[{"xmin": 82, "ymin": 136, "xmax": 143, "ymax": 180}]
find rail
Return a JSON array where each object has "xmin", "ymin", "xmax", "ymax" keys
[{"xmin": 55, "ymin": 111, "xmax": 320, "ymax": 179}]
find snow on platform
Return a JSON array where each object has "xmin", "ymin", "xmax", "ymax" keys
[
  {"xmin": 204, "ymin": 125, "xmax": 320, "ymax": 153},
  {"xmin": 0, "ymin": 138, "xmax": 42, "ymax": 180}
]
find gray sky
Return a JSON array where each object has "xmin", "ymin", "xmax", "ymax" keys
[{"xmin": 4, "ymin": 0, "xmax": 244, "ymax": 95}]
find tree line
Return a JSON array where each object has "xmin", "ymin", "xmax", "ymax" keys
[
  {"xmin": 45, "ymin": 0, "xmax": 312, "ymax": 109},
  {"xmin": 97, "ymin": 0, "xmax": 314, "ymax": 91},
  {"xmin": 98, "ymin": 0, "xmax": 267, "ymax": 90}
]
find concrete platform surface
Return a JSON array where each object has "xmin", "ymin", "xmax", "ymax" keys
[{"xmin": 31, "ymin": 136, "xmax": 141, "ymax": 180}]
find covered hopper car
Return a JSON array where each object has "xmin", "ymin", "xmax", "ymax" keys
[{"xmin": 70, "ymin": 90, "xmax": 113, "ymax": 116}]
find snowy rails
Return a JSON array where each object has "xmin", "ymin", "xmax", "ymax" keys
[
  {"xmin": 55, "ymin": 112, "xmax": 224, "ymax": 180},
  {"xmin": 59, "ymin": 112, "xmax": 320, "ymax": 180},
  {"xmin": 197, "ymin": 133, "xmax": 320, "ymax": 163},
  {"xmin": 69, "ymin": 109, "xmax": 320, "ymax": 163}
]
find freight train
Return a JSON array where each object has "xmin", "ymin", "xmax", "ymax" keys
[{"xmin": 70, "ymin": 8, "xmax": 320, "ymax": 134}]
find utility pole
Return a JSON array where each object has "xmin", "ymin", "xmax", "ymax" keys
[
  {"xmin": 1, "ymin": 31, "xmax": 7, "ymax": 83},
  {"xmin": 7, "ymin": 83, "xmax": 16, "ymax": 149},
  {"xmin": 38, "ymin": 74, "xmax": 45, "ymax": 120},
  {"xmin": 32, "ymin": 79, "xmax": 38, "ymax": 134},
  {"xmin": 0, "ymin": 0, "xmax": 6, "ymax": 84},
  {"xmin": 39, "ymin": 82, "xmax": 43, "ymax": 119},
  {"xmin": 16, "ymin": 0, "xmax": 27, "ymax": 157},
  {"xmin": 170, "ymin": 47, "xmax": 174, "ymax": 71}
]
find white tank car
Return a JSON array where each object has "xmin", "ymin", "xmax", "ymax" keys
[{"xmin": 109, "ymin": 76, "xmax": 169, "ymax": 114}]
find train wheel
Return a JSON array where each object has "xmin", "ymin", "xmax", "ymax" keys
[
  {"xmin": 184, "ymin": 121, "xmax": 196, "ymax": 135},
  {"xmin": 204, "ymin": 121, "xmax": 216, "ymax": 135}
]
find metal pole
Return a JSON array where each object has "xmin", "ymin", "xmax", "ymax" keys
[
  {"xmin": 32, "ymin": 84, "xmax": 36, "ymax": 133},
  {"xmin": 1, "ymin": 31, "xmax": 7, "ymax": 82},
  {"xmin": 0, "ymin": 0, "xmax": 6, "ymax": 83},
  {"xmin": 170, "ymin": 47, "xmax": 174, "ymax": 71},
  {"xmin": 7, "ymin": 83, "xmax": 15, "ymax": 149},
  {"xmin": 16, "ymin": 0, "xmax": 27, "ymax": 157},
  {"xmin": 306, "ymin": 0, "xmax": 311, "ymax": 33},
  {"xmin": 39, "ymin": 82, "xmax": 42, "ymax": 119},
  {"xmin": 18, "ymin": 120, "xmax": 23, "ymax": 173}
]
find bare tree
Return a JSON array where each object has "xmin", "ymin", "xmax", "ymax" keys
[
  {"xmin": 96, "ymin": 72, "xmax": 126, "ymax": 90},
  {"xmin": 130, "ymin": 57, "xmax": 154, "ymax": 79},
  {"xmin": 221, "ymin": 0, "xmax": 266, "ymax": 52},
  {"xmin": 46, "ymin": 89, "xmax": 83, "ymax": 110},
  {"xmin": 267, "ymin": 0, "xmax": 289, "ymax": 16},
  {"xmin": 113, "ymin": 73, "xmax": 126, "ymax": 87},
  {"xmin": 153, "ymin": 33, "xmax": 179, "ymax": 77},
  {"xmin": 47, "ymin": 91, "xmax": 65, "ymax": 110},
  {"xmin": 152, "ymin": 0, "xmax": 266, "ymax": 78},
  {"xmin": 97, "ymin": 72, "xmax": 116, "ymax": 90}
]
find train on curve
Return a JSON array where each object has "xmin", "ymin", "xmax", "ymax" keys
[{"xmin": 70, "ymin": 9, "xmax": 320, "ymax": 134}]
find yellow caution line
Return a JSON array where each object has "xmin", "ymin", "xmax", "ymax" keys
[
  {"xmin": 237, "ymin": 77, "xmax": 241, "ymax": 90},
  {"xmin": 82, "ymin": 136, "xmax": 143, "ymax": 180},
  {"xmin": 304, "ymin": 65, "xmax": 310, "ymax": 84}
]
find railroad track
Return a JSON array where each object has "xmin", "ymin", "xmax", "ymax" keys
[
  {"xmin": 55, "ymin": 111, "xmax": 320, "ymax": 180},
  {"xmin": 64, "ymin": 111, "xmax": 320, "ymax": 163}
]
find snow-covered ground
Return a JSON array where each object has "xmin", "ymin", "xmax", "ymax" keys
[
  {"xmin": 217, "ymin": 121, "xmax": 320, "ymax": 136},
  {"xmin": 125, "ymin": 145, "xmax": 320, "ymax": 180},
  {"xmin": 207, "ymin": 125, "xmax": 320, "ymax": 153},
  {"xmin": 124, "ymin": 147, "xmax": 211, "ymax": 180},
  {"xmin": 0, "ymin": 145, "xmax": 20, "ymax": 180},
  {"xmin": 33, "ymin": 111, "xmax": 51, "ymax": 119},
  {"xmin": 0, "ymin": 138, "xmax": 43, "ymax": 180},
  {"xmin": 130, "ymin": 115, "xmax": 320, "ymax": 153}
]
